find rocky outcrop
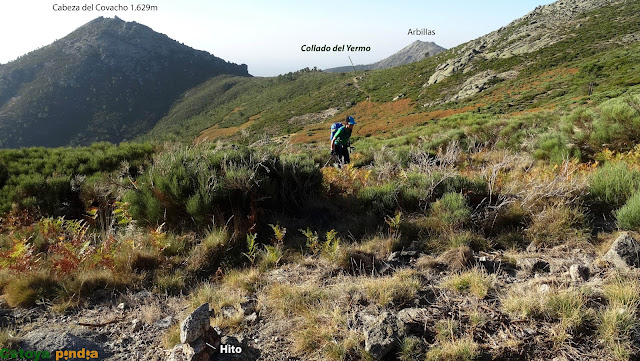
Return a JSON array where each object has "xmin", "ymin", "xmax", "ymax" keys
[
  {"xmin": 372, "ymin": 41, "xmax": 447, "ymax": 70},
  {"xmin": 168, "ymin": 303, "xmax": 221, "ymax": 361},
  {"xmin": 363, "ymin": 312, "xmax": 404, "ymax": 360},
  {"xmin": 603, "ymin": 232, "xmax": 640, "ymax": 269},
  {"xmin": 427, "ymin": 48, "xmax": 482, "ymax": 86},
  {"xmin": 424, "ymin": 0, "xmax": 621, "ymax": 88},
  {"xmin": 449, "ymin": 70, "xmax": 519, "ymax": 102},
  {"xmin": 21, "ymin": 329, "xmax": 107, "ymax": 360},
  {"xmin": 181, "ymin": 304, "xmax": 212, "ymax": 344}
]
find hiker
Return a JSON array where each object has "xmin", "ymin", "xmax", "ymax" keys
[{"xmin": 330, "ymin": 116, "xmax": 356, "ymax": 165}]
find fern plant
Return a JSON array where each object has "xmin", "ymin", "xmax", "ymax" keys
[
  {"xmin": 269, "ymin": 223, "xmax": 287, "ymax": 245},
  {"xmin": 243, "ymin": 233, "xmax": 258, "ymax": 266},
  {"xmin": 322, "ymin": 230, "xmax": 341, "ymax": 261},
  {"xmin": 300, "ymin": 228, "xmax": 320, "ymax": 256},
  {"xmin": 385, "ymin": 212, "xmax": 403, "ymax": 238}
]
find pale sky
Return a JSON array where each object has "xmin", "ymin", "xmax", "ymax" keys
[{"xmin": 1, "ymin": 0, "xmax": 555, "ymax": 76}]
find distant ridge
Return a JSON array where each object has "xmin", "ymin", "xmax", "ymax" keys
[
  {"xmin": 323, "ymin": 40, "xmax": 446, "ymax": 73},
  {"xmin": 0, "ymin": 17, "xmax": 249, "ymax": 148}
]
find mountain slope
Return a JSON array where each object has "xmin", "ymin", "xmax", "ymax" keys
[
  {"xmin": 0, "ymin": 17, "xmax": 249, "ymax": 148},
  {"xmin": 323, "ymin": 40, "xmax": 446, "ymax": 73},
  {"xmin": 145, "ymin": 0, "xmax": 640, "ymax": 148}
]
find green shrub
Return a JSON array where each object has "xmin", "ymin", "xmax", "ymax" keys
[
  {"xmin": 497, "ymin": 120, "xmax": 527, "ymax": 151},
  {"xmin": 0, "ymin": 163, "xmax": 7, "ymax": 188},
  {"xmin": 397, "ymin": 172, "xmax": 486, "ymax": 212},
  {"xmin": 428, "ymin": 193, "xmax": 472, "ymax": 232},
  {"xmin": 617, "ymin": 191, "xmax": 640, "ymax": 230},
  {"xmin": 594, "ymin": 98, "xmax": 640, "ymax": 150},
  {"xmin": 438, "ymin": 176, "xmax": 487, "ymax": 200},
  {"xmin": 588, "ymin": 162, "xmax": 640, "ymax": 209},
  {"xmin": 533, "ymin": 132, "xmax": 580, "ymax": 163},
  {"xmin": 124, "ymin": 186, "xmax": 165, "ymax": 225},
  {"xmin": 358, "ymin": 182, "xmax": 399, "ymax": 212},
  {"xmin": 568, "ymin": 96, "xmax": 640, "ymax": 155},
  {"xmin": 124, "ymin": 146, "xmax": 323, "ymax": 230},
  {"xmin": 276, "ymin": 153, "xmax": 324, "ymax": 208},
  {"xmin": 0, "ymin": 142, "xmax": 154, "ymax": 215}
]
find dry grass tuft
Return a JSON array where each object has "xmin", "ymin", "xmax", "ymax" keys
[
  {"xmin": 425, "ymin": 337, "xmax": 480, "ymax": 361},
  {"xmin": 524, "ymin": 204, "xmax": 588, "ymax": 248},
  {"xmin": 162, "ymin": 324, "xmax": 181, "ymax": 349},
  {"xmin": 442, "ymin": 269, "xmax": 493, "ymax": 299},
  {"xmin": 263, "ymin": 282, "xmax": 329, "ymax": 318},
  {"xmin": 415, "ymin": 255, "xmax": 442, "ymax": 272},
  {"xmin": 501, "ymin": 285, "xmax": 590, "ymax": 346},
  {"xmin": 437, "ymin": 246, "xmax": 474, "ymax": 271},
  {"xmin": 4, "ymin": 271, "xmax": 60, "ymax": 308},
  {"xmin": 603, "ymin": 276, "xmax": 640, "ymax": 307},
  {"xmin": 361, "ymin": 269, "xmax": 421, "ymax": 307},
  {"xmin": 190, "ymin": 282, "xmax": 245, "ymax": 317},
  {"xmin": 598, "ymin": 276, "xmax": 640, "ymax": 360},
  {"xmin": 0, "ymin": 327, "xmax": 21, "ymax": 349},
  {"xmin": 138, "ymin": 302, "xmax": 163, "ymax": 325}
]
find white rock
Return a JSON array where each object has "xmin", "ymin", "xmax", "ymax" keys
[{"xmin": 180, "ymin": 303, "xmax": 211, "ymax": 344}]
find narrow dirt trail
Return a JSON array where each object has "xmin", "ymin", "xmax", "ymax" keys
[{"xmin": 352, "ymin": 76, "xmax": 371, "ymax": 102}]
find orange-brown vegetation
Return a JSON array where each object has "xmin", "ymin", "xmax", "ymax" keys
[
  {"xmin": 194, "ymin": 113, "xmax": 261, "ymax": 143},
  {"xmin": 291, "ymin": 100, "xmax": 483, "ymax": 144}
]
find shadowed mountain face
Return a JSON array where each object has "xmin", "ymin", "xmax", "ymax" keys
[
  {"xmin": 323, "ymin": 41, "xmax": 446, "ymax": 73},
  {"xmin": 0, "ymin": 17, "xmax": 249, "ymax": 148}
]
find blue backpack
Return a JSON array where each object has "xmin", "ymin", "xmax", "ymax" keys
[{"xmin": 330, "ymin": 122, "xmax": 344, "ymax": 140}]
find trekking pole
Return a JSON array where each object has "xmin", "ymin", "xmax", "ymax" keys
[
  {"xmin": 324, "ymin": 153, "xmax": 336, "ymax": 167},
  {"xmin": 349, "ymin": 56, "xmax": 357, "ymax": 73}
]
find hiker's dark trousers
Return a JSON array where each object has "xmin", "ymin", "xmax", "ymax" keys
[{"xmin": 335, "ymin": 144, "xmax": 350, "ymax": 164}]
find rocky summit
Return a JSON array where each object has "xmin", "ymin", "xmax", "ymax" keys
[
  {"xmin": 323, "ymin": 40, "xmax": 446, "ymax": 73},
  {"xmin": 426, "ymin": 0, "xmax": 626, "ymax": 87}
]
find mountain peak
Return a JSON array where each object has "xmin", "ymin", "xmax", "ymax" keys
[
  {"xmin": 324, "ymin": 41, "xmax": 446, "ymax": 73},
  {"xmin": 0, "ymin": 17, "xmax": 250, "ymax": 148}
]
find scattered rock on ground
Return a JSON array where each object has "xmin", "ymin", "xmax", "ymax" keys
[
  {"xmin": 170, "ymin": 303, "xmax": 221, "ymax": 361},
  {"xmin": 569, "ymin": 264, "xmax": 590, "ymax": 282},
  {"xmin": 397, "ymin": 308, "xmax": 431, "ymax": 335},
  {"xmin": 603, "ymin": 232, "xmax": 640, "ymax": 269},
  {"xmin": 516, "ymin": 257, "xmax": 550, "ymax": 274},
  {"xmin": 221, "ymin": 305, "xmax": 237, "ymax": 319},
  {"xmin": 364, "ymin": 312, "xmax": 404, "ymax": 361},
  {"xmin": 131, "ymin": 318, "xmax": 142, "ymax": 332},
  {"xmin": 181, "ymin": 303, "xmax": 212, "ymax": 344},
  {"xmin": 21, "ymin": 329, "xmax": 107, "ymax": 360},
  {"xmin": 155, "ymin": 315, "xmax": 173, "ymax": 329}
]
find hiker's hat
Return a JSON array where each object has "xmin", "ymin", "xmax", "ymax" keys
[{"xmin": 346, "ymin": 116, "xmax": 356, "ymax": 125}]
